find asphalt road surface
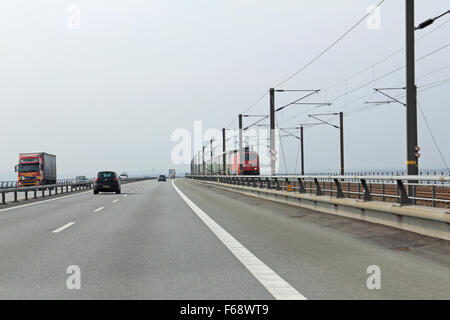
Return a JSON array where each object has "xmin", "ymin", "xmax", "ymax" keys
[{"xmin": 0, "ymin": 178, "xmax": 449, "ymax": 299}]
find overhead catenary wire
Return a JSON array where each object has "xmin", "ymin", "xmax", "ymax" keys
[
  {"xmin": 224, "ymin": 91, "xmax": 269, "ymax": 129},
  {"xmin": 227, "ymin": 4, "xmax": 450, "ymax": 142},
  {"xmin": 226, "ymin": 11, "xmax": 449, "ymax": 149},
  {"xmin": 323, "ymin": 41, "xmax": 450, "ymax": 104},
  {"xmin": 224, "ymin": 10, "xmax": 450, "ymax": 135},
  {"xmin": 280, "ymin": 72, "xmax": 450, "ymax": 139},
  {"xmin": 273, "ymin": 0, "xmax": 386, "ymax": 88},
  {"xmin": 276, "ymin": 67, "xmax": 450, "ymax": 131},
  {"xmin": 275, "ymin": 115, "xmax": 289, "ymax": 174},
  {"xmin": 213, "ymin": 4, "xmax": 449, "ymax": 174},
  {"xmin": 340, "ymin": 79, "xmax": 450, "ymax": 117},
  {"xmin": 322, "ymin": 64, "xmax": 450, "ymax": 119},
  {"xmin": 418, "ymin": 99, "xmax": 450, "ymax": 173},
  {"xmin": 324, "ymin": 18, "xmax": 450, "ymax": 92}
]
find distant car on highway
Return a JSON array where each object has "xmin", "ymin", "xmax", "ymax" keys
[
  {"xmin": 94, "ymin": 171, "xmax": 121, "ymax": 194},
  {"xmin": 158, "ymin": 175, "xmax": 166, "ymax": 182},
  {"xmin": 73, "ymin": 176, "xmax": 89, "ymax": 183},
  {"xmin": 119, "ymin": 172, "xmax": 128, "ymax": 180}
]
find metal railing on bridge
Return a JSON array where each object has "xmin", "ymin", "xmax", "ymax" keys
[
  {"xmin": 0, "ymin": 179, "xmax": 75, "ymax": 189},
  {"xmin": 187, "ymin": 174, "xmax": 450, "ymax": 208},
  {"xmin": 0, "ymin": 181, "xmax": 93, "ymax": 205}
]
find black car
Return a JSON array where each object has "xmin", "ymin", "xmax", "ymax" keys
[
  {"xmin": 94, "ymin": 171, "xmax": 121, "ymax": 194},
  {"xmin": 158, "ymin": 175, "xmax": 166, "ymax": 182}
]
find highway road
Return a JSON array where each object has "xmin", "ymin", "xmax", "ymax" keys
[{"xmin": 0, "ymin": 178, "xmax": 449, "ymax": 299}]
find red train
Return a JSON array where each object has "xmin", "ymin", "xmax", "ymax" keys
[
  {"xmin": 227, "ymin": 150, "xmax": 260, "ymax": 175},
  {"xmin": 191, "ymin": 148, "xmax": 260, "ymax": 175}
]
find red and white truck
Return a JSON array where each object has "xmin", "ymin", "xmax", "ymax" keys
[{"xmin": 15, "ymin": 152, "xmax": 57, "ymax": 187}]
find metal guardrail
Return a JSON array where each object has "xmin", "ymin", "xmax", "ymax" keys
[
  {"xmin": 288, "ymin": 171, "xmax": 450, "ymax": 185},
  {"xmin": 0, "ymin": 182, "xmax": 93, "ymax": 205},
  {"xmin": 187, "ymin": 174, "xmax": 450, "ymax": 207},
  {"xmin": 0, "ymin": 179, "xmax": 76, "ymax": 189},
  {"xmin": 0, "ymin": 177, "xmax": 155, "ymax": 205},
  {"xmin": 0, "ymin": 181, "xmax": 17, "ymax": 188}
]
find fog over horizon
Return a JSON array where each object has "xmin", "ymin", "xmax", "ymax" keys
[{"xmin": 1, "ymin": 0, "xmax": 449, "ymax": 180}]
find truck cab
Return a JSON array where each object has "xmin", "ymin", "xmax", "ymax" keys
[{"xmin": 16, "ymin": 153, "xmax": 56, "ymax": 187}]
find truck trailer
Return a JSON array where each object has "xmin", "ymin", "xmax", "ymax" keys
[{"xmin": 15, "ymin": 152, "xmax": 57, "ymax": 187}]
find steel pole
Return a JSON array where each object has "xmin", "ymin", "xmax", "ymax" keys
[
  {"xmin": 300, "ymin": 125, "xmax": 304, "ymax": 175},
  {"xmin": 406, "ymin": 0, "xmax": 418, "ymax": 185},
  {"xmin": 202, "ymin": 146, "xmax": 205, "ymax": 174},
  {"xmin": 270, "ymin": 88, "xmax": 276, "ymax": 175},
  {"xmin": 340, "ymin": 112, "xmax": 344, "ymax": 175},
  {"xmin": 210, "ymin": 139, "xmax": 213, "ymax": 174},
  {"xmin": 239, "ymin": 114, "xmax": 243, "ymax": 175},
  {"xmin": 222, "ymin": 128, "xmax": 226, "ymax": 174}
]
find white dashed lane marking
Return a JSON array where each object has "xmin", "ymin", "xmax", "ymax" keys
[{"xmin": 52, "ymin": 222, "xmax": 75, "ymax": 233}]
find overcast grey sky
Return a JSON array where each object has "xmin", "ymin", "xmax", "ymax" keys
[{"xmin": 0, "ymin": 0, "xmax": 449, "ymax": 179}]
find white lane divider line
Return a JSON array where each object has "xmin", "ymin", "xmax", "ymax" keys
[
  {"xmin": 52, "ymin": 222, "xmax": 75, "ymax": 233},
  {"xmin": 171, "ymin": 180, "xmax": 306, "ymax": 300},
  {"xmin": 93, "ymin": 207, "xmax": 104, "ymax": 213},
  {"xmin": 112, "ymin": 199, "xmax": 119, "ymax": 203},
  {"xmin": 123, "ymin": 195, "xmax": 128, "ymax": 197}
]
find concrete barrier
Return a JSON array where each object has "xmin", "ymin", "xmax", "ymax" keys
[{"xmin": 193, "ymin": 179, "xmax": 450, "ymax": 241}]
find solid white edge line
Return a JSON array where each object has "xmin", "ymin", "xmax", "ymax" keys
[
  {"xmin": 112, "ymin": 199, "xmax": 119, "ymax": 203},
  {"xmin": 0, "ymin": 190, "xmax": 92, "ymax": 213},
  {"xmin": 93, "ymin": 207, "xmax": 104, "ymax": 212},
  {"xmin": 171, "ymin": 180, "xmax": 306, "ymax": 300},
  {"xmin": 52, "ymin": 222, "xmax": 75, "ymax": 233}
]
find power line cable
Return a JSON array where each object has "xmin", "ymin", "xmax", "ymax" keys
[
  {"xmin": 418, "ymin": 77, "xmax": 450, "ymax": 92},
  {"xmin": 224, "ymin": 8, "xmax": 449, "ymax": 138},
  {"xmin": 331, "ymin": 65, "xmax": 450, "ymax": 115},
  {"xmin": 274, "ymin": 0, "xmax": 386, "ymax": 88},
  {"xmin": 340, "ymin": 78, "xmax": 450, "ymax": 117},
  {"xmin": 417, "ymin": 99, "xmax": 449, "ymax": 173},
  {"xmin": 275, "ymin": 69, "xmax": 450, "ymax": 128},
  {"xmin": 325, "ymin": 41, "xmax": 450, "ymax": 104},
  {"xmin": 325, "ymin": 18, "xmax": 450, "ymax": 91},
  {"xmin": 275, "ymin": 115, "xmax": 289, "ymax": 173},
  {"xmin": 224, "ymin": 91, "xmax": 268, "ymax": 129}
]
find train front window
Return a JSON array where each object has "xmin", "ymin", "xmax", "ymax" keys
[{"xmin": 245, "ymin": 153, "xmax": 257, "ymax": 161}]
